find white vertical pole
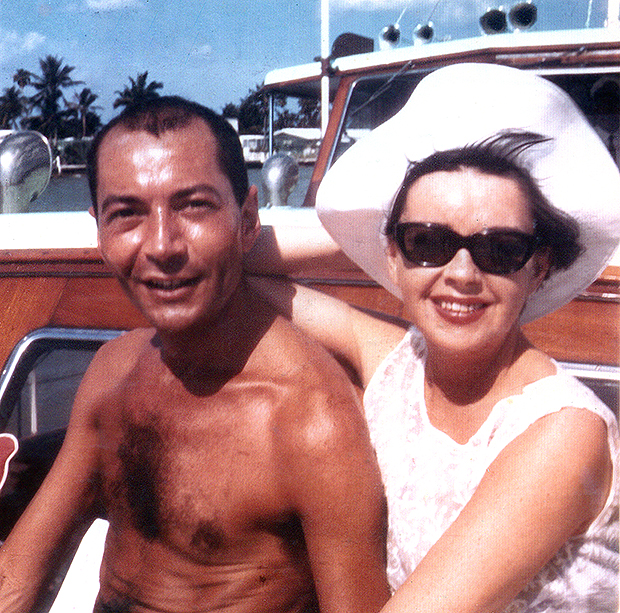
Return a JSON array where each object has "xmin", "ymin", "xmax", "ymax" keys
[
  {"xmin": 607, "ymin": 0, "xmax": 620, "ymax": 27},
  {"xmin": 321, "ymin": 0, "xmax": 330, "ymax": 136},
  {"xmin": 268, "ymin": 94, "xmax": 274, "ymax": 157},
  {"xmin": 28, "ymin": 369, "xmax": 37, "ymax": 435}
]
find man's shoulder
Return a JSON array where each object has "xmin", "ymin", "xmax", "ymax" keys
[
  {"xmin": 83, "ymin": 327, "xmax": 155, "ymax": 388},
  {"xmin": 94, "ymin": 327, "xmax": 153, "ymax": 361},
  {"xmin": 256, "ymin": 314, "xmax": 355, "ymax": 388},
  {"xmin": 257, "ymin": 316, "xmax": 366, "ymax": 446}
]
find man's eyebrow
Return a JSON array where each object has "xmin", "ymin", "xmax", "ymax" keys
[
  {"xmin": 99, "ymin": 195, "xmax": 142, "ymax": 213},
  {"xmin": 172, "ymin": 184, "xmax": 222, "ymax": 200},
  {"xmin": 98, "ymin": 185, "xmax": 224, "ymax": 211}
]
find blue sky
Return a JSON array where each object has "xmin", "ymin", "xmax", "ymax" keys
[{"xmin": 0, "ymin": 0, "xmax": 612, "ymax": 121}]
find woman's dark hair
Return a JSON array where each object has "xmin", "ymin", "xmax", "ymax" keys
[
  {"xmin": 87, "ymin": 95, "xmax": 248, "ymax": 216},
  {"xmin": 384, "ymin": 130, "xmax": 583, "ymax": 273}
]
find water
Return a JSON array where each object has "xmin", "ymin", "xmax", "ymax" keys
[{"xmin": 30, "ymin": 165, "xmax": 314, "ymax": 213}]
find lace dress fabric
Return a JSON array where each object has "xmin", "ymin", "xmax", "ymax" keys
[{"xmin": 364, "ymin": 328, "xmax": 619, "ymax": 612}]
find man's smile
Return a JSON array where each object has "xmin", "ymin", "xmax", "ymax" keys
[{"xmin": 139, "ymin": 276, "xmax": 200, "ymax": 292}]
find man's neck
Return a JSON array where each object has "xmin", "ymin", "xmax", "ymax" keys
[{"xmin": 155, "ymin": 280, "xmax": 275, "ymax": 387}]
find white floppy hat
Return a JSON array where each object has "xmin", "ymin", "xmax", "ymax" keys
[{"xmin": 316, "ymin": 63, "xmax": 620, "ymax": 323}]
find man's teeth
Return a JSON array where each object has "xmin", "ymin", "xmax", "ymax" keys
[
  {"xmin": 439, "ymin": 301, "xmax": 484, "ymax": 313},
  {"xmin": 147, "ymin": 279, "xmax": 191, "ymax": 289}
]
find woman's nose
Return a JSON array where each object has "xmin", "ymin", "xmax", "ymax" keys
[{"xmin": 442, "ymin": 248, "xmax": 483, "ymax": 288}]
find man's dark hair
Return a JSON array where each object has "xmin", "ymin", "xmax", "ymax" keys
[
  {"xmin": 87, "ymin": 95, "xmax": 249, "ymax": 216},
  {"xmin": 384, "ymin": 130, "xmax": 582, "ymax": 274}
]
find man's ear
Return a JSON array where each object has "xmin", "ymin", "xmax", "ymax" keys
[
  {"xmin": 89, "ymin": 205, "xmax": 105, "ymax": 256},
  {"xmin": 240, "ymin": 185, "xmax": 261, "ymax": 252}
]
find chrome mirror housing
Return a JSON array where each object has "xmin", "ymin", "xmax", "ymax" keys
[
  {"xmin": 0, "ymin": 131, "xmax": 52, "ymax": 214},
  {"xmin": 261, "ymin": 154, "xmax": 299, "ymax": 208}
]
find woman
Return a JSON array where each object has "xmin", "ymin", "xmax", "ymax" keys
[{"xmin": 250, "ymin": 64, "xmax": 619, "ymax": 612}]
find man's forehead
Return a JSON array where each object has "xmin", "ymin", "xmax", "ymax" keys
[
  {"xmin": 100, "ymin": 116, "xmax": 217, "ymax": 154},
  {"xmin": 96, "ymin": 117, "xmax": 224, "ymax": 186},
  {"xmin": 95, "ymin": 116, "xmax": 236, "ymax": 203}
]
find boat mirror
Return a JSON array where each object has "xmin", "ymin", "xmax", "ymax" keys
[
  {"xmin": 261, "ymin": 154, "xmax": 299, "ymax": 208},
  {"xmin": 0, "ymin": 131, "xmax": 52, "ymax": 214}
]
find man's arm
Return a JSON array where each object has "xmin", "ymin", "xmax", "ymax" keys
[
  {"xmin": 277, "ymin": 363, "xmax": 391, "ymax": 613},
  {"xmin": 0, "ymin": 345, "xmax": 111, "ymax": 613}
]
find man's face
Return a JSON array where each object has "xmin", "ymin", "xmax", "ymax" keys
[{"xmin": 94, "ymin": 118, "xmax": 259, "ymax": 335}]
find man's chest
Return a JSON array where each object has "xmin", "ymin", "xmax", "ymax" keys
[{"xmin": 98, "ymin": 381, "xmax": 292, "ymax": 556}]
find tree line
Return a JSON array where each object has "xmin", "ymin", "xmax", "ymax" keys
[
  {"xmin": 0, "ymin": 55, "xmax": 320, "ymax": 148},
  {"xmin": 223, "ymin": 85, "xmax": 320, "ymax": 135}
]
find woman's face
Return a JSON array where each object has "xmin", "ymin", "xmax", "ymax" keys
[{"xmin": 387, "ymin": 167, "xmax": 549, "ymax": 360}]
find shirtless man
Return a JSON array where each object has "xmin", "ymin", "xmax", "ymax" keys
[{"xmin": 0, "ymin": 96, "xmax": 390, "ymax": 613}]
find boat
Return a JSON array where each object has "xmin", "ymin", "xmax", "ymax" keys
[
  {"xmin": 260, "ymin": 21, "xmax": 620, "ymax": 373},
  {"xmin": 0, "ymin": 11, "xmax": 618, "ymax": 603}
]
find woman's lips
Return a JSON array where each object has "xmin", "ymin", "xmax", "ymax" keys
[{"xmin": 433, "ymin": 298, "xmax": 487, "ymax": 322}]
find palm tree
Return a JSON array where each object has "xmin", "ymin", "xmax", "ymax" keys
[
  {"xmin": 222, "ymin": 102, "xmax": 239, "ymax": 118},
  {"xmin": 297, "ymin": 98, "xmax": 320, "ymax": 128},
  {"xmin": 67, "ymin": 88, "xmax": 102, "ymax": 137},
  {"xmin": 113, "ymin": 71, "xmax": 163, "ymax": 109},
  {"xmin": 25, "ymin": 55, "xmax": 83, "ymax": 144},
  {"xmin": 0, "ymin": 86, "xmax": 27, "ymax": 129},
  {"xmin": 12, "ymin": 69, "xmax": 31, "ymax": 90}
]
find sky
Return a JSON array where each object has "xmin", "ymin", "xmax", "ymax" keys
[{"xmin": 0, "ymin": 0, "xmax": 613, "ymax": 122}]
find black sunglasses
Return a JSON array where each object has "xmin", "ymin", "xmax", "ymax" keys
[{"xmin": 393, "ymin": 222, "xmax": 540, "ymax": 275}]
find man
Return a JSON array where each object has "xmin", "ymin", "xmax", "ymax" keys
[{"xmin": 0, "ymin": 97, "xmax": 390, "ymax": 613}]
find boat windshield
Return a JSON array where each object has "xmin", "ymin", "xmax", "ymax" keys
[{"xmin": 330, "ymin": 68, "xmax": 620, "ymax": 171}]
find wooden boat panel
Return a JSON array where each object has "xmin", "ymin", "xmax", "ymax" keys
[{"xmin": 0, "ymin": 252, "xmax": 615, "ymax": 372}]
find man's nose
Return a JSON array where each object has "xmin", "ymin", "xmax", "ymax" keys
[{"xmin": 144, "ymin": 206, "xmax": 187, "ymax": 269}]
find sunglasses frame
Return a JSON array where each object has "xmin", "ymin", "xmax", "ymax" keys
[{"xmin": 393, "ymin": 222, "xmax": 540, "ymax": 275}]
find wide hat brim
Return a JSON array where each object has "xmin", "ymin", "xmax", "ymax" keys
[{"xmin": 316, "ymin": 63, "xmax": 620, "ymax": 323}]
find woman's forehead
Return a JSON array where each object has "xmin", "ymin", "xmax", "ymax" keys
[{"xmin": 402, "ymin": 168, "xmax": 534, "ymax": 228}]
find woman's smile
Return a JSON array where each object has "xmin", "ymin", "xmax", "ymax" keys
[
  {"xmin": 432, "ymin": 297, "xmax": 487, "ymax": 322},
  {"xmin": 388, "ymin": 167, "xmax": 547, "ymax": 361}
]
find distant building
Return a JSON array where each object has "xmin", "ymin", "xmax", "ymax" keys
[
  {"xmin": 55, "ymin": 137, "xmax": 94, "ymax": 174},
  {"xmin": 236, "ymin": 126, "xmax": 370, "ymax": 166},
  {"xmin": 239, "ymin": 134, "xmax": 268, "ymax": 165}
]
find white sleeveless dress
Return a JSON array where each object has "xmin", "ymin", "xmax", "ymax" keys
[{"xmin": 364, "ymin": 327, "xmax": 619, "ymax": 612}]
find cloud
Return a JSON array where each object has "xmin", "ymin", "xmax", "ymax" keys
[
  {"xmin": 85, "ymin": 0, "xmax": 143, "ymax": 10},
  {"xmin": 0, "ymin": 29, "xmax": 46, "ymax": 61},
  {"xmin": 22, "ymin": 32, "xmax": 47, "ymax": 52},
  {"xmin": 190, "ymin": 43, "xmax": 213, "ymax": 57},
  {"xmin": 330, "ymin": 0, "xmax": 409, "ymax": 10}
]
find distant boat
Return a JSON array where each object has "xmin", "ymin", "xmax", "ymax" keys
[{"xmin": 54, "ymin": 137, "xmax": 92, "ymax": 175}]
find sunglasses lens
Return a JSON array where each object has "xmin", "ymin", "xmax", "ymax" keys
[
  {"xmin": 397, "ymin": 225, "xmax": 455, "ymax": 266},
  {"xmin": 474, "ymin": 232, "xmax": 536, "ymax": 274}
]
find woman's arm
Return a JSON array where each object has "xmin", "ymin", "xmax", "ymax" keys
[
  {"xmin": 246, "ymin": 220, "xmax": 409, "ymax": 384},
  {"xmin": 249, "ymin": 276, "xmax": 408, "ymax": 387},
  {"xmin": 381, "ymin": 407, "xmax": 613, "ymax": 613},
  {"xmin": 245, "ymin": 223, "xmax": 358, "ymax": 276}
]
